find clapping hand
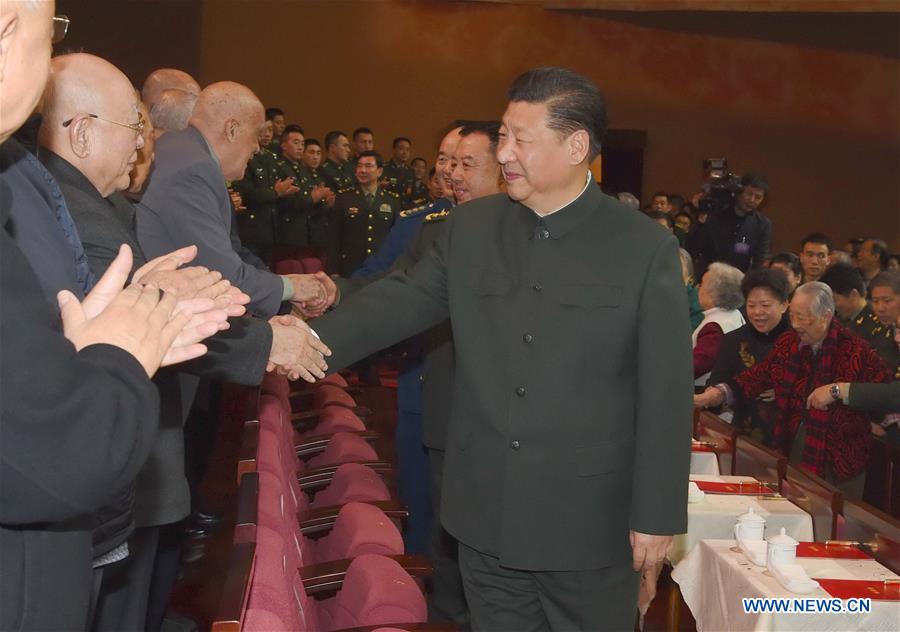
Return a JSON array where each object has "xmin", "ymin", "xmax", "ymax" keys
[
  {"xmin": 267, "ymin": 314, "xmax": 332, "ymax": 382},
  {"xmin": 274, "ymin": 177, "xmax": 300, "ymax": 197},
  {"xmin": 57, "ymin": 245, "xmax": 210, "ymax": 377}
]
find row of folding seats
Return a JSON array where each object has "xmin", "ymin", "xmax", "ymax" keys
[
  {"xmin": 215, "ymin": 373, "xmax": 445, "ymax": 632},
  {"xmin": 695, "ymin": 409, "xmax": 900, "ymax": 573}
]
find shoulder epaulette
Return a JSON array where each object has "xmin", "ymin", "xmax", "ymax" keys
[
  {"xmin": 387, "ymin": 190, "xmax": 400, "ymax": 198},
  {"xmin": 399, "ymin": 203, "xmax": 429, "ymax": 218},
  {"xmin": 424, "ymin": 209, "xmax": 451, "ymax": 223},
  {"xmin": 337, "ymin": 187, "xmax": 355, "ymax": 194}
]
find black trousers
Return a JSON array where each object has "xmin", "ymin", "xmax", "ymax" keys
[
  {"xmin": 427, "ymin": 448, "xmax": 469, "ymax": 628},
  {"xmin": 458, "ymin": 543, "xmax": 640, "ymax": 632},
  {"xmin": 91, "ymin": 527, "xmax": 158, "ymax": 632}
]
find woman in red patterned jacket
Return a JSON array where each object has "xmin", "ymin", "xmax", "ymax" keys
[{"xmin": 695, "ymin": 281, "xmax": 892, "ymax": 498}]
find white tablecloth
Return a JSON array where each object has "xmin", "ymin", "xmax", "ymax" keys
[
  {"xmin": 669, "ymin": 475, "xmax": 814, "ymax": 564},
  {"xmin": 690, "ymin": 449, "xmax": 720, "ymax": 475},
  {"xmin": 672, "ymin": 539, "xmax": 900, "ymax": 631}
]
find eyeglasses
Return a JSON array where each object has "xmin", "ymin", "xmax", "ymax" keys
[
  {"xmin": 61, "ymin": 112, "xmax": 145, "ymax": 135},
  {"xmin": 52, "ymin": 15, "xmax": 70, "ymax": 45}
]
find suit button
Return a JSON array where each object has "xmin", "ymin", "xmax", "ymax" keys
[
  {"xmin": 368, "ymin": 225, "xmax": 373, "ymax": 231},
  {"xmin": 510, "ymin": 439, "xmax": 520, "ymax": 450},
  {"xmin": 366, "ymin": 248, "xmax": 372, "ymax": 254},
  {"xmin": 533, "ymin": 283, "xmax": 543, "ymax": 292},
  {"xmin": 515, "ymin": 386, "xmax": 526, "ymax": 397},
  {"xmin": 523, "ymin": 333, "xmax": 533, "ymax": 343},
  {"xmin": 367, "ymin": 236, "xmax": 373, "ymax": 242},
  {"xmin": 539, "ymin": 229, "xmax": 550, "ymax": 239}
]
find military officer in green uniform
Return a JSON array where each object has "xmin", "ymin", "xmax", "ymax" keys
[
  {"xmin": 264, "ymin": 106, "xmax": 285, "ymax": 156},
  {"xmin": 823, "ymin": 264, "xmax": 899, "ymax": 375},
  {"xmin": 274, "ymin": 124, "xmax": 310, "ymax": 255},
  {"xmin": 334, "ymin": 151, "xmax": 401, "ymax": 277},
  {"xmin": 869, "ymin": 271, "xmax": 900, "ymax": 379},
  {"xmin": 232, "ymin": 120, "xmax": 298, "ymax": 264},
  {"xmin": 403, "ymin": 156, "xmax": 430, "ymax": 209},
  {"xmin": 348, "ymin": 127, "xmax": 375, "ymax": 181},
  {"xmin": 381, "ymin": 136, "xmax": 414, "ymax": 196},
  {"xmin": 321, "ymin": 130, "xmax": 354, "ymax": 193},
  {"xmin": 306, "ymin": 68, "xmax": 692, "ymax": 631},
  {"xmin": 296, "ymin": 138, "xmax": 338, "ymax": 268}
]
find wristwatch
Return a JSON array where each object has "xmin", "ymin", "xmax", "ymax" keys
[{"xmin": 830, "ymin": 383, "xmax": 841, "ymax": 401}]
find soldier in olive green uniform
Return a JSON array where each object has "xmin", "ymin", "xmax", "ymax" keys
[
  {"xmin": 274, "ymin": 125, "xmax": 311, "ymax": 254},
  {"xmin": 264, "ymin": 106, "xmax": 285, "ymax": 157},
  {"xmin": 321, "ymin": 130, "xmax": 355, "ymax": 193},
  {"xmin": 823, "ymin": 264, "xmax": 900, "ymax": 379},
  {"xmin": 232, "ymin": 121, "xmax": 292, "ymax": 264},
  {"xmin": 310, "ymin": 69, "xmax": 692, "ymax": 632},
  {"xmin": 293, "ymin": 139, "xmax": 338, "ymax": 270},
  {"xmin": 335, "ymin": 151, "xmax": 401, "ymax": 277},
  {"xmin": 381, "ymin": 136, "xmax": 414, "ymax": 197}
]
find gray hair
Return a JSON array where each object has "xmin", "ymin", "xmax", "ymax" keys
[
  {"xmin": 617, "ymin": 192, "xmax": 640, "ymax": 209},
  {"xmin": 704, "ymin": 262, "xmax": 745, "ymax": 310},
  {"xmin": 679, "ymin": 248, "xmax": 694, "ymax": 283},
  {"xmin": 795, "ymin": 282, "xmax": 835, "ymax": 318},
  {"xmin": 149, "ymin": 88, "xmax": 197, "ymax": 132}
]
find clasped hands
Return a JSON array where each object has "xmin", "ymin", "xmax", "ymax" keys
[
  {"xmin": 267, "ymin": 314, "xmax": 332, "ymax": 383},
  {"xmin": 286, "ymin": 272, "xmax": 338, "ymax": 319},
  {"xmin": 58, "ymin": 244, "xmax": 242, "ymax": 377}
]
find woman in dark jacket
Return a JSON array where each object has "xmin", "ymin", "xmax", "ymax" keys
[{"xmin": 709, "ymin": 267, "xmax": 792, "ymax": 444}]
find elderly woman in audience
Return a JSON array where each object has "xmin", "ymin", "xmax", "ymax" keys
[
  {"xmin": 769, "ymin": 251, "xmax": 803, "ymax": 296},
  {"xmin": 693, "ymin": 262, "xmax": 746, "ymax": 386},
  {"xmin": 696, "ymin": 282, "xmax": 892, "ymax": 498},
  {"xmin": 679, "ymin": 248, "xmax": 704, "ymax": 329},
  {"xmin": 707, "ymin": 268, "xmax": 791, "ymax": 444}
]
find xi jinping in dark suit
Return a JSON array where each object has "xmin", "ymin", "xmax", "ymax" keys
[{"xmin": 309, "ymin": 68, "xmax": 693, "ymax": 631}]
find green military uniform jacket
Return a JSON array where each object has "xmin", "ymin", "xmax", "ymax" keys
[
  {"xmin": 321, "ymin": 158, "xmax": 354, "ymax": 192},
  {"xmin": 232, "ymin": 149, "xmax": 279, "ymax": 248},
  {"xmin": 846, "ymin": 304, "xmax": 899, "ymax": 379},
  {"xmin": 275, "ymin": 157, "xmax": 314, "ymax": 247},
  {"xmin": 334, "ymin": 185, "xmax": 400, "ymax": 277},
  {"xmin": 313, "ymin": 182, "xmax": 693, "ymax": 571},
  {"xmin": 403, "ymin": 179, "xmax": 431, "ymax": 210},
  {"xmin": 381, "ymin": 159, "xmax": 413, "ymax": 197}
]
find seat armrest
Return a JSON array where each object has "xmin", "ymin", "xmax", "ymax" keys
[
  {"xmin": 236, "ymin": 420, "xmax": 259, "ymax": 484},
  {"xmin": 234, "ymin": 472, "xmax": 259, "ymax": 544},
  {"xmin": 299, "ymin": 500, "xmax": 407, "ymax": 536},
  {"xmin": 329, "ymin": 624, "xmax": 459, "ymax": 632},
  {"xmin": 298, "ymin": 461, "xmax": 393, "ymax": 491},
  {"xmin": 294, "ymin": 430, "xmax": 380, "ymax": 457},
  {"xmin": 300, "ymin": 554, "xmax": 432, "ymax": 598},
  {"xmin": 211, "ymin": 541, "xmax": 256, "ymax": 632}
]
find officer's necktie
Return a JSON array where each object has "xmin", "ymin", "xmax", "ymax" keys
[{"xmin": 365, "ymin": 193, "xmax": 375, "ymax": 208}]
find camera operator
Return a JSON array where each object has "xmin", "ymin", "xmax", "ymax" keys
[{"xmin": 688, "ymin": 161, "xmax": 772, "ymax": 276}]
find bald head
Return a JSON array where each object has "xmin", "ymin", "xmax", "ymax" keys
[
  {"xmin": 190, "ymin": 81, "xmax": 263, "ymax": 129},
  {"xmin": 40, "ymin": 53, "xmax": 144, "ymax": 197},
  {"xmin": 141, "ymin": 68, "xmax": 200, "ymax": 106},
  {"xmin": 190, "ymin": 82, "xmax": 265, "ymax": 182}
]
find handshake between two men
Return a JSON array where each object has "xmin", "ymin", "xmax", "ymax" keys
[
  {"xmin": 58, "ymin": 243, "xmax": 334, "ymax": 383},
  {"xmin": 269, "ymin": 272, "xmax": 337, "ymax": 382}
]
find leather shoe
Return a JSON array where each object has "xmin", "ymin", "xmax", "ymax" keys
[
  {"xmin": 183, "ymin": 524, "xmax": 213, "ymax": 540},
  {"xmin": 191, "ymin": 510, "xmax": 223, "ymax": 527}
]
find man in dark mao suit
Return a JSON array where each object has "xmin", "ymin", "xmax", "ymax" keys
[{"xmin": 307, "ymin": 68, "xmax": 693, "ymax": 630}]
